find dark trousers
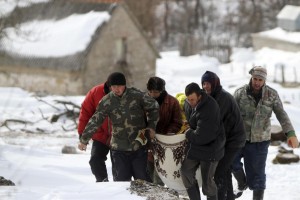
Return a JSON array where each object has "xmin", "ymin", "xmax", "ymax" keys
[
  {"xmin": 181, "ymin": 158, "xmax": 218, "ymax": 197},
  {"xmin": 214, "ymin": 147, "xmax": 241, "ymax": 200},
  {"xmin": 111, "ymin": 147, "xmax": 149, "ymax": 181},
  {"xmin": 89, "ymin": 140, "xmax": 110, "ymax": 182},
  {"xmin": 232, "ymin": 141, "xmax": 270, "ymax": 190}
]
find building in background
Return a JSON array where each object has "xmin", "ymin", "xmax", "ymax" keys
[
  {"xmin": 0, "ymin": 0, "xmax": 160, "ymax": 95},
  {"xmin": 252, "ymin": 5, "xmax": 300, "ymax": 52}
]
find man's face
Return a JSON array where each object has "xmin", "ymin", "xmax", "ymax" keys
[
  {"xmin": 111, "ymin": 85, "xmax": 126, "ymax": 96},
  {"xmin": 186, "ymin": 92, "xmax": 201, "ymax": 108},
  {"xmin": 202, "ymin": 81, "xmax": 212, "ymax": 95},
  {"xmin": 251, "ymin": 76, "xmax": 265, "ymax": 93},
  {"xmin": 148, "ymin": 90, "xmax": 161, "ymax": 99}
]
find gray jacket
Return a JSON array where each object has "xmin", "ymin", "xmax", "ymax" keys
[{"xmin": 234, "ymin": 83, "xmax": 294, "ymax": 142}]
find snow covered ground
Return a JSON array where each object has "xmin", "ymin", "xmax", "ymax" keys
[{"xmin": 1, "ymin": 48, "xmax": 300, "ymax": 200}]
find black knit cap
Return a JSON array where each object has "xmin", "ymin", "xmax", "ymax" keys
[
  {"xmin": 107, "ymin": 72, "xmax": 126, "ymax": 86},
  {"xmin": 147, "ymin": 76, "xmax": 166, "ymax": 91}
]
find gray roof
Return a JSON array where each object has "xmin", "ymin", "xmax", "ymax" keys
[{"xmin": 0, "ymin": 0, "xmax": 160, "ymax": 71}]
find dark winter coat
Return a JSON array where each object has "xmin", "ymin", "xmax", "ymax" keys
[
  {"xmin": 213, "ymin": 86, "xmax": 246, "ymax": 148},
  {"xmin": 203, "ymin": 71, "xmax": 246, "ymax": 148},
  {"xmin": 184, "ymin": 91, "xmax": 225, "ymax": 161},
  {"xmin": 78, "ymin": 83, "xmax": 111, "ymax": 145}
]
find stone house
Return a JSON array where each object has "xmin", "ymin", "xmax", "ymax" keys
[
  {"xmin": 251, "ymin": 5, "xmax": 300, "ymax": 52},
  {"xmin": 0, "ymin": 0, "xmax": 160, "ymax": 95}
]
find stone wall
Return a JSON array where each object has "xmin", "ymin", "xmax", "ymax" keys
[{"xmin": 0, "ymin": 65, "xmax": 83, "ymax": 95}]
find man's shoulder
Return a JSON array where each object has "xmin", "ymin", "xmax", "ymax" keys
[
  {"xmin": 218, "ymin": 89, "xmax": 235, "ymax": 102},
  {"xmin": 127, "ymin": 87, "xmax": 144, "ymax": 95},
  {"xmin": 90, "ymin": 84, "xmax": 105, "ymax": 95},
  {"xmin": 264, "ymin": 85, "xmax": 278, "ymax": 94},
  {"xmin": 233, "ymin": 84, "xmax": 248, "ymax": 95}
]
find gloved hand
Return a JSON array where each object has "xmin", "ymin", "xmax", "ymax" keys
[
  {"xmin": 135, "ymin": 129, "xmax": 149, "ymax": 146},
  {"xmin": 286, "ymin": 131, "xmax": 299, "ymax": 148}
]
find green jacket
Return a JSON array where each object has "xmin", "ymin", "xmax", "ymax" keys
[
  {"xmin": 234, "ymin": 83, "xmax": 294, "ymax": 142},
  {"xmin": 80, "ymin": 87, "xmax": 159, "ymax": 151}
]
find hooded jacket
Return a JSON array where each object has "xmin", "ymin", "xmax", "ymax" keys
[{"xmin": 202, "ymin": 71, "xmax": 246, "ymax": 148}]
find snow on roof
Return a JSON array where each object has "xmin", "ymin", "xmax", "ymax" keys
[
  {"xmin": 277, "ymin": 5, "xmax": 300, "ymax": 21},
  {"xmin": 257, "ymin": 27, "xmax": 300, "ymax": 44},
  {"xmin": 0, "ymin": 0, "xmax": 49, "ymax": 17},
  {"xmin": 0, "ymin": 11, "xmax": 110, "ymax": 57}
]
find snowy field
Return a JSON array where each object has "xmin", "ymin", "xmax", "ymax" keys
[{"xmin": 1, "ymin": 48, "xmax": 300, "ymax": 199}]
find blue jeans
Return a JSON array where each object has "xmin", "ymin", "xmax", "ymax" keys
[{"xmin": 232, "ymin": 141, "xmax": 270, "ymax": 190}]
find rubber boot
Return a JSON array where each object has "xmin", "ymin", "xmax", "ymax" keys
[
  {"xmin": 253, "ymin": 190, "xmax": 264, "ymax": 200},
  {"xmin": 187, "ymin": 183, "xmax": 201, "ymax": 200},
  {"xmin": 232, "ymin": 170, "xmax": 248, "ymax": 198}
]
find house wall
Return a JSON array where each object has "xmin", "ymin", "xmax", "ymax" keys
[
  {"xmin": 252, "ymin": 34, "xmax": 300, "ymax": 52},
  {"xmin": 278, "ymin": 19, "xmax": 300, "ymax": 31},
  {"xmin": 0, "ymin": 65, "xmax": 83, "ymax": 95},
  {"xmin": 83, "ymin": 5, "xmax": 157, "ymax": 94}
]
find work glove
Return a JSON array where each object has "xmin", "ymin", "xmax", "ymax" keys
[
  {"xmin": 135, "ymin": 129, "xmax": 151, "ymax": 146},
  {"xmin": 286, "ymin": 131, "xmax": 299, "ymax": 148},
  {"xmin": 132, "ymin": 129, "xmax": 153, "ymax": 151}
]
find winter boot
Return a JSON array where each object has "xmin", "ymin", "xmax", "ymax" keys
[
  {"xmin": 96, "ymin": 177, "xmax": 108, "ymax": 182},
  {"xmin": 207, "ymin": 195, "xmax": 218, "ymax": 200},
  {"xmin": 186, "ymin": 183, "xmax": 201, "ymax": 200},
  {"xmin": 232, "ymin": 170, "xmax": 248, "ymax": 198},
  {"xmin": 253, "ymin": 190, "xmax": 264, "ymax": 200}
]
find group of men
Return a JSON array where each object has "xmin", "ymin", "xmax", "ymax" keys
[{"xmin": 78, "ymin": 67, "xmax": 299, "ymax": 200}]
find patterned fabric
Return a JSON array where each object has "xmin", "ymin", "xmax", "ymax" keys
[
  {"xmin": 234, "ymin": 83, "xmax": 294, "ymax": 142},
  {"xmin": 80, "ymin": 87, "xmax": 159, "ymax": 151}
]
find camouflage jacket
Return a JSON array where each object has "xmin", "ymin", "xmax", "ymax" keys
[
  {"xmin": 234, "ymin": 84, "xmax": 294, "ymax": 142},
  {"xmin": 80, "ymin": 87, "xmax": 159, "ymax": 151}
]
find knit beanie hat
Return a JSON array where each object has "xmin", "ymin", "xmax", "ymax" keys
[
  {"xmin": 147, "ymin": 77, "xmax": 165, "ymax": 91},
  {"xmin": 107, "ymin": 72, "xmax": 126, "ymax": 86},
  {"xmin": 249, "ymin": 66, "xmax": 267, "ymax": 80}
]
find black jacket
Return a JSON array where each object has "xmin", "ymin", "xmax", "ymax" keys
[{"xmin": 184, "ymin": 91, "xmax": 225, "ymax": 161}]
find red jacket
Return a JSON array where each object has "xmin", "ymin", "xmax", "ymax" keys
[{"xmin": 78, "ymin": 83, "xmax": 111, "ymax": 145}]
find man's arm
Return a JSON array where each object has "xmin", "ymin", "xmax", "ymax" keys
[
  {"xmin": 78, "ymin": 100, "xmax": 107, "ymax": 148},
  {"xmin": 272, "ymin": 91, "xmax": 298, "ymax": 148}
]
